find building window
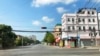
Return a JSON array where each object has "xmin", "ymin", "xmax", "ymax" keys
[
  {"xmin": 59, "ymin": 33, "xmax": 61, "ymax": 35},
  {"xmin": 89, "ymin": 33, "xmax": 93, "ymax": 36},
  {"xmin": 89, "ymin": 26, "xmax": 92, "ymax": 30},
  {"xmin": 59, "ymin": 28, "xmax": 61, "ymax": 32},
  {"xmin": 83, "ymin": 26, "xmax": 85, "ymax": 31},
  {"xmin": 78, "ymin": 18, "xmax": 81, "ymax": 22},
  {"xmin": 72, "ymin": 26, "xmax": 75, "ymax": 30},
  {"xmin": 82, "ymin": 19, "xmax": 85, "ymax": 22},
  {"xmin": 93, "ymin": 27, "xmax": 96, "ymax": 31},
  {"xmin": 88, "ymin": 11, "xmax": 90, "ymax": 14},
  {"xmin": 78, "ymin": 26, "xmax": 81, "ymax": 31},
  {"xmin": 72, "ymin": 18, "xmax": 74, "ymax": 22},
  {"xmin": 92, "ymin": 11, "xmax": 94, "ymax": 15},
  {"xmin": 68, "ymin": 18, "xmax": 70, "ymax": 22},
  {"xmin": 88, "ymin": 19, "xmax": 91, "ymax": 22},
  {"xmin": 93, "ymin": 19, "xmax": 95, "ymax": 22},
  {"xmin": 68, "ymin": 26, "xmax": 70, "ymax": 31},
  {"xmin": 57, "ymin": 34, "xmax": 59, "ymax": 36}
]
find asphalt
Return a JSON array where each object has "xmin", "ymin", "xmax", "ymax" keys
[{"xmin": 0, "ymin": 44, "xmax": 100, "ymax": 56}]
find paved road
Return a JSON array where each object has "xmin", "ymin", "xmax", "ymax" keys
[{"xmin": 0, "ymin": 44, "xmax": 100, "ymax": 56}]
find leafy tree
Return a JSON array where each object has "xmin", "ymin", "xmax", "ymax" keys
[
  {"xmin": 15, "ymin": 35, "xmax": 34, "ymax": 46},
  {"xmin": 43, "ymin": 32, "xmax": 55, "ymax": 44},
  {"xmin": 0, "ymin": 24, "xmax": 17, "ymax": 48},
  {"xmin": 34, "ymin": 40, "xmax": 41, "ymax": 44},
  {"xmin": 15, "ymin": 35, "xmax": 23, "ymax": 46},
  {"xmin": 43, "ymin": 32, "xmax": 48, "ymax": 42},
  {"xmin": 47, "ymin": 32, "xmax": 55, "ymax": 43}
]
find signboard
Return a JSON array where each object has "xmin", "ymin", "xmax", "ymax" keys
[{"xmin": 55, "ymin": 37, "xmax": 60, "ymax": 42}]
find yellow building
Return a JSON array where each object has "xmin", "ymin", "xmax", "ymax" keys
[{"xmin": 53, "ymin": 24, "xmax": 63, "ymax": 46}]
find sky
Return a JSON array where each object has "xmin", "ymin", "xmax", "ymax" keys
[{"xmin": 0, "ymin": 0, "xmax": 100, "ymax": 41}]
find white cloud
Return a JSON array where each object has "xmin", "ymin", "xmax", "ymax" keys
[
  {"xmin": 42, "ymin": 16, "xmax": 54, "ymax": 23},
  {"xmin": 56, "ymin": 7, "xmax": 67, "ymax": 14},
  {"xmin": 32, "ymin": 0, "xmax": 77, "ymax": 7},
  {"xmin": 32, "ymin": 20, "xmax": 41, "ymax": 26},
  {"xmin": 92, "ymin": 0, "xmax": 100, "ymax": 3}
]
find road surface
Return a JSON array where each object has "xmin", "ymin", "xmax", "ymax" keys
[{"xmin": 0, "ymin": 44, "xmax": 100, "ymax": 56}]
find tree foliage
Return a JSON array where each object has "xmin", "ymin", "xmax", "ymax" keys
[
  {"xmin": 43, "ymin": 32, "xmax": 55, "ymax": 44},
  {"xmin": 0, "ymin": 24, "xmax": 17, "ymax": 48},
  {"xmin": 15, "ymin": 35, "xmax": 34, "ymax": 46}
]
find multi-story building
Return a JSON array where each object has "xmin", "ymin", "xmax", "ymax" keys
[
  {"xmin": 62, "ymin": 8, "xmax": 100, "ymax": 47},
  {"xmin": 98, "ymin": 13, "xmax": 100, "ymax": 34},
  {"xmin": 54, "ymin": 24, "xmax": 62, "ymax": 38}
]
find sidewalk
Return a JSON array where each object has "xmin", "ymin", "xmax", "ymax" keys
[
  {"xmin": 47, "ymin": 45, "xmax": 100, "ymax": 50},
  {"xmin": 47, "ymin": 45, "xmax": 81, "ymax": 49},
  {"xmin": 85, "ymin": 46, "xmax": 100, "ymax": 49}
]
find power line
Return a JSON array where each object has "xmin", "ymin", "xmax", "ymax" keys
[
  {"xmin": 84, "ymin": 0, "xmax": 91, "ymax": 8},
  {"xmin": 90, "ymin": 2, "xmax": 99, "ymax": 9},
  {"xmin": 12, "ymin": 30, "xmax": 100, "ymax": 33}
]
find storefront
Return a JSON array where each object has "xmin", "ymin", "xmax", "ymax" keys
[{"xmin": 63, "ymin": 37, "xmax": 77, "ymax": 48}]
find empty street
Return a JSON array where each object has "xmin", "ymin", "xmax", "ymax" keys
[{"xmin": 0, "ymin": 44, "xmax": 100, "ymax": 56}]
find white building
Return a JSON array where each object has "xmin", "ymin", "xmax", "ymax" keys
[{"xmin": 62, "ymin": 8, "xmax": 100, "ymax": 47}]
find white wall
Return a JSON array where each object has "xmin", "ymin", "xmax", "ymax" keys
[{"xmin": 62, "ymin": 9, "xmax": 99, "ymax": 39}]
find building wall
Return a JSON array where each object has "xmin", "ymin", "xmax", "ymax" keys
[
  {"xmin": 62, "ymin": 8, "xmax": 100, "ymax": 46},
  {"xmin": 81, "ymin": 39, "xmax": 91, "ymax": 46},
  {"xmin": 62, "ymin": 9, "xmax": 98, "ymax": 39},
  {"xmin": 53, "ymin": 25, "xmax": 62, "ymax": 38}
]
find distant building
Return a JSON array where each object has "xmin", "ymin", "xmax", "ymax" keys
[
  {"xmin": 29, "ymin": 35, "xmax": 37, "ymax": 41},
  {"xmin": 62, "ymin": 8, "xmax": 100, "ymax": 47},
  {"xmin": 53, "ymin": 24, "xmax": 62, "ymax": 46}
]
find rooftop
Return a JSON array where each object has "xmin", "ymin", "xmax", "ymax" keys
[
  {"xmin": 77, "ymin": 8, "xmax": 96, "ymax": 13},
  {"xmin": 55, "ymin": 24, "xmax": 62, "ymax": 26}
]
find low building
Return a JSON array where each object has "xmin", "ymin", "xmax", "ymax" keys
[{"xmin": 53, "ymin": 24, "xmax": 62, "ymax": 46}]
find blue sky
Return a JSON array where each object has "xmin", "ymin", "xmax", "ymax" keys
[{"xmin": 0, "ymin": 0, "xmax": 99, "ymax": 41}]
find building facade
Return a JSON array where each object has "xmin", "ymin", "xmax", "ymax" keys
[
  {"xmin": 53, "ymin": 24, "xmax": 62, "ymax": 46},
  {"xmin": 62, "ymin": 8, "xmax": 100, "ymax": 47}
]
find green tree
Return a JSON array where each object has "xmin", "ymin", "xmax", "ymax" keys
[
  {"xmin": 34, "ymin": 40, "xmax": 41, "ymax": 44},
  {"xmin": 15, "ymin": 35, "xmax": 23, "ymax": 46},
  {"xmin": 0, "ymin": 24, "xmax": 17, "ymax": 48},
  {"xmin": 43, "ymin": 32, "xmax": 48, "ymax": 42},
  {"xmin": 43, "ymin": 32, "xmax": 55, "ymax": 44},
  {"xmin": 15, "ymin": 35, "xmax": 34, "ymax": 46}
]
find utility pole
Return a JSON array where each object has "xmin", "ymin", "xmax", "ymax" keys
[
  {"xmin": 90, "ymin": 31, "xmax": 94, "ymax": 46},
  {"xmin": 96, "ymin": 11, "xmax": 99, "ymax": 46},
  {"xmin": 76, "ymin": 14, "xmax": 80, "ymax": 47},
  {"xmin": 22, "ymin": 37, "xmax": 23, "ymax": 47}
]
